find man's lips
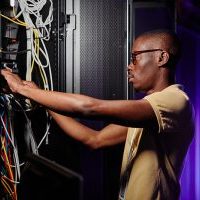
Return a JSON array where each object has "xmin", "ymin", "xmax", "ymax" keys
[
  {"xmin": 128, "ymin": 72, "xmax": 134, "ymax": 79},
  {"xmin": 128, "ymin": 74, "xmax": 135, "ymax": 83}
]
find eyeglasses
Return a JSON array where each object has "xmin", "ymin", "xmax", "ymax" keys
[{"xmin": 131, "ymin": 49, "xmax": 163, "ymax": 65}]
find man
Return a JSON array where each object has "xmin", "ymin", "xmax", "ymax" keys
[{"xmin": 1, "ymin": 30, "xmax": 195, "ymax": 200}]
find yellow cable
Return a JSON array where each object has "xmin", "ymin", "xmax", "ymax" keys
[
  {"xmin": 0, "ymin": 13, "xmax": 27, "ymax": 27},
  {"xmin": 0, "ymin": 10, "xmax": 48, "ymax": 92},
  {"xmin": 32, "ymin": 30, "xmax": 48, "ymax": 89},
  {"xmin": 12, "ymin": 6, "xmax": 27, "ymax": 26},
  {"xmin": 30, "ymin": 30, "xmax": 38, "ymax": 73},
  {"xmin": 1, "ymin": 138, "xmax": 14, "ymax": 182}
]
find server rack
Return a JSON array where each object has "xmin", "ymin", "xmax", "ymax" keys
[{"xmin": 52, "ymin": 1, "xmax": 128, "ymax": 199}]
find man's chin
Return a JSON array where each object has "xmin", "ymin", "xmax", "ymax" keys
[
  {"xmin": 129, "ymin": 79, "xmax": 143, "ymax": 92},
  {"xmin": 132, "ymin": 85, "xmax": 144, "ymax": 93}
]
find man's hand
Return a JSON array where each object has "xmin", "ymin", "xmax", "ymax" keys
[{"xmin": 1, "ymin": 68, "xmax": 25, "ymax": 93}]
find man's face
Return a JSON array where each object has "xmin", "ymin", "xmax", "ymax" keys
[{"xmin": 128, "ymin": 37, "xmax": 161, "ymax": 93}]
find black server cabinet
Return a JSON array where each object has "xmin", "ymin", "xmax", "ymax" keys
[
  {"xmin": 52, "ymin": 0, "xmax": 128, "ymax": 96},
  {"xmin": 78, "ymin": 1, "xmax": 127, "ymax": 199},
  {"xmin": 49, "ymin": 1, "xmax": 128, "ymax": 200}
]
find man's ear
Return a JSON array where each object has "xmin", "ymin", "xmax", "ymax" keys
[{"xmin": 158, "ymin": 51, "xmax": 169, "ymax": 67}]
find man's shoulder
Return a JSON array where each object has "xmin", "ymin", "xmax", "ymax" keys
[
  {"xmin": 144, "ymin": 84, "xmax": 193, "ymax": 114},
  {"xmin": 144, "ymin": 84, "xmax": 195, "ymax": 133},
  {"xmin": 145, "ymin": 84, "xmax": 189, "ymax": 104},
  {"xmin": 162, "ymin": 84, "xmax": 188, "ymax": 98}
]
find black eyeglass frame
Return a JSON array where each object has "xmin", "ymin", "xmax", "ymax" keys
[{"xmin": 131, "ymin": 49, "xmax": 163, "ymax": 65}]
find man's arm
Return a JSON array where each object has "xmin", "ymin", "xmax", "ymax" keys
[
  {"xmin": 1, "ymin": 76, "xmax": 127, "ymax": 149},
  {"xmin": 1, "ymin": 69, "xmax": 157, "ymax": 127},
  {"xmin": 49, "ymin": 110, "xmax": 127, "ymax": 149}
]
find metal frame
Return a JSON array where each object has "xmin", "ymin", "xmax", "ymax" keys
[
  {"xmin": 57, "ymin": 0, "xmax": 80, "ymax": 93},
  {"xmin": 73, "ymin": 0, "xmax": 80, "ymax": 94}
]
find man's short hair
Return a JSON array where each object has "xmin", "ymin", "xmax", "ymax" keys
[{"xmin": 139, "ymin": 29, "xmax": 182, "ymax": 68}]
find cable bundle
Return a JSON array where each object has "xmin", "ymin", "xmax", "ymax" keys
[
  {"xmin": 0, "ymin": 95, "xmax": 20, "ymax": 200},
  {"xmin": 0, "ymin": 94, "xmax": 40, "ymax": 200},
  {"xmin": 0, "ymin": 2, "xmax": 54, "ymax": 197},
  {"xmin": 14, "ymin": 0, "xmax": 54, "ymax": 90},
  {"xmin": 0, "ymin": 0, "xmax": 53, "ymax": 149},
  {"xmin": 0, "ymin": 0, "xmax": 54, "ymax": 90}
]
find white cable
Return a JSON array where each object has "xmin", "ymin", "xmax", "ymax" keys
[
  {"xmin": 4, "ymin": 95, "xmax": 39, "ymax": 155},
  {"xmin": 0, "ymin": 117, "xmax": 17, "ymax": 153},
  {"xmin": 12, "ymin": 96, "xmax": 39, "ymax": 155},
  {"xmin": 8, "ymin": 111, "xmax": 21, "ymax": 180},
  {"xmin": 0, "ymin": 116, "xmax": 21, "ymax": 181},
  {"xmin": 0, "ymin": 95, "xmax": 23, "ymax": 181},
  {"xmin": 37, "ymin": 113, "xmax": 51, "ymax": 148},
  {"xmin": 13, "ymin": 0, "xmax": 54, "ymax": 147},
  {"xmin": 17, "ymin": 0, "xmax": 54, "ymax": 90}
]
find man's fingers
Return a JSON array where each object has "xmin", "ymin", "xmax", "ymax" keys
[
  {"xmin": 5, "ymin": 67, "xmax": 12, "ymax": 72},
  {"xmin": 1, "ymin": 70, "xmax": 21, "ymax": 81},
  {"xmin": 1, "ymin": 69, "xmax": 12, "ymax": 77}
]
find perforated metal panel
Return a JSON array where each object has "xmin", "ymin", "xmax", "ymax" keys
[
  {"xmin": 80, "ymin": 0, "xmax": 127, "ymax": 99},
  {"xmin": 78, "ymin": 1, "xmax": 127, "ymax": 200}
]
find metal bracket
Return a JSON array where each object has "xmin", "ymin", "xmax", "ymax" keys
[{"xmin": 66, "ymin": 14, "xmax": 76, "ymax": 31}]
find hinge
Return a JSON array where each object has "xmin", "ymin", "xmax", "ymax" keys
[
  {"xmin": 66, "ymin": 14, "xmax": 76, "ymax": 31},
  {"xmin": 60, "ymin": 13, "xmax": 76, "ymax": 30}
]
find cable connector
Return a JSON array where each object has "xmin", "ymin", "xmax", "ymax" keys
[{"xmin": 0, "ymin": 61, "xmax": 18, "ymax": 73}]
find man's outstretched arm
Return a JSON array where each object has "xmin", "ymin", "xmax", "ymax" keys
[
  {"xmin": 1, "ymin": 69, "xmax": 156, "ymax": 127},
  {"xmin": 0, "ymin": 73, "xmax": 127, "ymax": 149}
]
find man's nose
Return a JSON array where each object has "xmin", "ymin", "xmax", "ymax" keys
[{"xmin": 128, "ymin": 63, "xmax": 134, "ymax": 71}]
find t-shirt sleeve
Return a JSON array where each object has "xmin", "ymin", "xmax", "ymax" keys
[{"xmin": 144, "ymin": 89, "xmax": 190, "ymax": 133}]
